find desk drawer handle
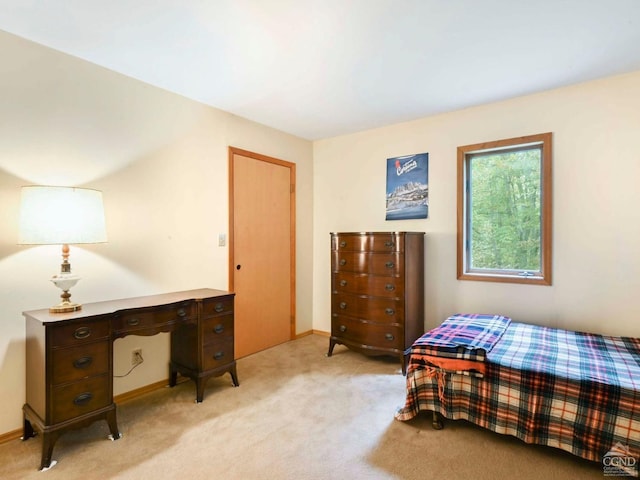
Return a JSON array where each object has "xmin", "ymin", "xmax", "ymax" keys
[
  {"xmin": 73, "ymin": 327, "xmax": 91, "ymax": 340},
  {"xmin": 339, "ymin": 259, "xmax": 347, "ymax": 266},
  {"xmin": 339, "ymin": 280, "xmax": 347, "ymax": 287},
  {"xmin": 73, "ymin": 392, "xmax": 93, "ymax": 406},
  {"xmin": 73, "ymin": 356, "xmax": 93, "ymax": 369},
  {"xmin": 127, "ymin": 317, "xmax": 140, "ymax": 326},
  {"xmin": 384, "ymin": 241, "xmax": 395, "ymax": 247},
  {"xmin": 385, "ymin": 284, "xmax": 395, "ymax": 291},
  {"xmin": 214, "ymin": 303, "xmax": 224, "ymax": 313},
  {"xmin": 177, "ymin": 308, "xmax": 187, "ymax": 317},
  {"xmin": 213, "ymin": 351, "xmax": 225, "ymax": 360},
  {"xmin": 339, "ymin": 325, "xmax": 347, "ymax": 333},
  {"xmin": 339, "ymin": 302, "xmax": 347, "ymax": 310},
  {"xmin": 385, "ymin": 308, "xmax": 395, "ymax": 315},
  {"xmin": 339, "ymin": 241, "xmax": 347, "ymax": 248},
  {"xmin": 213, "ymin": 324, "xmax": 224, "ymax": 334},
  {"xmin": 385, "ymin": 333, "xmax": 395, "ymax": 341},
  {"xmin": 385, "ymin": 262, "xmax": 395, "ymax": 269}
]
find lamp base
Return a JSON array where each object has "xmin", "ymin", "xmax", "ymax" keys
[
  {"xmin": 49, "ymin": 301, "xmax": 82, "ymax": 313},
  {"xmin": 50, "ymin": 270, "xmax": 82, "ymax": 314}
]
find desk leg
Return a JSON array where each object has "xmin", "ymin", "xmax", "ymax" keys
[
  {"xmin": 169, "ymin": 365, "xmax": 178, "ymax": 387},
  {"xmin": 229, "ymin": 364, "xmax": 239, "ymax": 387},
  {"xmin": 40, "ymin": 431, "xmax": 61, "ymax": 470},
  {"xmin": 195, "ymin": 379, "xmax": 206, "ymax": 403},
  {"xmin": 327, "ymin": 338, "xmax": 336, "ymax": 357},
  {"xmin": 22, "ymin": 416, "xmax": 35, "ymax": 441},
  {"xmin": 106, "ymin": 407, "xmax": 121, "ymax": 440}
]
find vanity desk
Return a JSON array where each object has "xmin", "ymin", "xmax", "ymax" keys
[{"xmin": 22, "ymin": 288, "xmax": 237, "ymax": 470}]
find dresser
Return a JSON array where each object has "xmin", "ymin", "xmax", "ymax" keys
[
  {"xmin": 22, "ymin": 288, "xmax": 237, "ymax": 470},
  {"xmin": 327, "ymin": 232, "xmax": 425, "ymax": 374}
]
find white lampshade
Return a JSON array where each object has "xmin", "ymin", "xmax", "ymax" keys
[{"xmin": 19, "ymin": 186, "xmax": 107, "ymax": 245}]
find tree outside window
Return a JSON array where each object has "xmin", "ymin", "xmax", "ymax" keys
[{"xmin": 457, "ymin": 133, "xmax": 552, "ymax": 285}]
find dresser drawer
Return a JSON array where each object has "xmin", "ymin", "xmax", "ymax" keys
[
  {"xmin": 332, "ymin": 233, "xmax": 404, "ymax": 252},
  {"xmin": 202, "ymin": 314, "xmax": 234, "ymax": 345},
  {"xmin": 332, "ymin": 293, "xmax": 404, "ymax": 323},
  {"xmin": 331, "ymin": 315, "xmax": 404, "ymax": 350},
  {"xmin": 113, "ymin": 301, "xmax": 193, "ymax": 334},
  {"xmin": 332, "ymin": 272, "xmax": 404, "ymax": 298},
  {"xmin": 50, "ymin": 374, "xmax": 111, "ymax": 424},
  {"xmin": 202, "ymin": 338, "xmax": 234, "ymax": 371},
  {"xmin": 51, "ymin": 341, "xmax": 110, "ymax": 385},
  {"xmin": 201, "ymin": 297, "xmax": 234, "ymax": 317},
  {"xmin": 332, "ymin": 252, "xmax": 404, "ymax": 276},
  {"xmin": 49, "ymin": 319, "xmax": 110, "ymax": 348}
]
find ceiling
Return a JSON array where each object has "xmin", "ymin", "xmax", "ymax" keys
[{"xmin": 1, "ymin": 0, "xmax": 639, "ymax": 140}]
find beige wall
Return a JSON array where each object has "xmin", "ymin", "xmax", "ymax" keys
[
  {"xmin": 0, "ymin": 31, "xmax": 313, "ymax": 435},
  {"xmin": 313, "ymin": 70, "xmax": 640, "ymax": 340}
]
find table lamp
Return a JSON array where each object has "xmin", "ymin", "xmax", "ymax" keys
[{"xmin": 19, "ymin": 186, "xmax": 107, "ymax": 313}]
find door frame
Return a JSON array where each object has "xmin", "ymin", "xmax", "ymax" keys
[{"xmin": 228, "ymin": 146, "xmax": 296, "ymax": 339}]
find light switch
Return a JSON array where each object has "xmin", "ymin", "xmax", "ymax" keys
[{"xmin": 218, "ymin": 233, "xmax": 226, "ymax": 246}]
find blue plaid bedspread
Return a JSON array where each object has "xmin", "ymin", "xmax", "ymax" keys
[
  {"xmin": 396, "ymin": 320, "xmax": 640, "ymax": 463},
  {"xmin": 410, "ymin": 313, "xmax": 511, "ymax": 362}
]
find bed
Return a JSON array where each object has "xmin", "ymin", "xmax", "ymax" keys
[{"xmin": 395, "ymin": 314, "xmax": 640, "ymax": 466}]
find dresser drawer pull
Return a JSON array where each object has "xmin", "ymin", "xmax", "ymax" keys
[
  {"xmin": 385, "ymin": 262, "xmax": 395, "ymax": 269},
  {"xmin": 339, "ymin": 241, "xmax": 347, "ymax": 248},
  {"xmin": 385, "ymin": 308, "xmax": 395, "ymax": 315},
  {"xmin": 213, "ymin": 324, "xmax": 224, "ymax": 334},
  {"xmin": 385, "ymin": 333, "xmax": 395, "ymax": 341},
  {"xmin": 385, "ymin": 284, "xmax": 395, "ymax": 291},
  {"xmin": 339, "ymin": 259, "xmax": 347, "ymax": 266},
  {"xmin": 73, "ymin": 327, "xmax": 91, "ymax": 340},
  {"xmin": 73, "ymin": 392, "xmax": 93, "ymax": 406},
  {"xmin": 73, "ymin": 356, "xmax": 93, "ymax": 369},
  {"xmin": 213, "ymin": 351, "xmax": 225, "ymax": 360},
  {"xmin": 177, "ymin": 308, "xmax": 187, "ymax": 317},
  {"xmin": 339, "ymin": 302, "xmax": 347, "ymax": 310},
  {"xmin": 127, "ymin": 317, "xmax": 140, "ymax": 326},
  {"xmin": 384, "ymin": 241, "xmax": 395, "ymax": 248},
  {"xmin": 339, "ymin": 325, "xmax": 347, "ymax": 333},
  {"xmin": 339, "ymin": 280, "xmax": 347, "ymax": 287},
  {"xmin": 214, "ymin": 303, "xmax": 225, "ymax": 313}
]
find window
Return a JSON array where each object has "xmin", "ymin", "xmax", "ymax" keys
[{"xmin": 457, "ymin": 132, "xmax": 552, "ymax": 285}]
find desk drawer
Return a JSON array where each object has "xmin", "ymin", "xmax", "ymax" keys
[
  {"xmin": 201, "ymin": 297, "xmax": 234, "ymax": 317},
  {"xmin": 113, "ymin": 301, "xmax": 193, "ymax": 334},
  {"xmin": 202, "ymin": 315, "xmax": 234, "ymax": 345},
  {"xmin": 50, "ymin": 374, "xmax": 111, "ymax": 423},
  {"xmin": 49, "ymin": 319, "xmax": 110, "ymax": 348},
  {"xmin": 202, "ymin": 339, "xmax": 234, "ymax": 371},
  {"xmin": 51, "ymin": 341, "xmax": 110, "ymax": 385}
]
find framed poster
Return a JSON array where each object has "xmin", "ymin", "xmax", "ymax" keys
[{"xmin": 386, "ymin": 153, "xmax": 429, "ymax": 220}]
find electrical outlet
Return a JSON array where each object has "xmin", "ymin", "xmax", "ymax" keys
[{"xmin": 131, "ymin": 348, "xmax": 143, "ymax": 366}]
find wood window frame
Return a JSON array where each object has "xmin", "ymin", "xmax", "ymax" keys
[{"xmin": 457, "ymin": 132, "xmax": 553, "ymax": 286}]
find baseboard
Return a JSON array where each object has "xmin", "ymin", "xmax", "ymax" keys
[
  {"xmin": 295, "ymin": 329, "xmax": 330, "ymax": 339},
  {"xmin": 0, "ymin": 428, "xmax": 22, "ymax": 444},
  {"xmin": 114, "ymin": 378, "xmax": 189, "ymax": 404},
  {"xmin": 312, "ymin": 329, "xmax": 330, "ymax": 337}
]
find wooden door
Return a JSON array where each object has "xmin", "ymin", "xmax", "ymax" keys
[{"xmin": 229, "ymin": 147, "xmax": 295, "ymax": 358}]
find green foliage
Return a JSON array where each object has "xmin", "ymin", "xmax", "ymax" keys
[{"xmin": 469, "ymin": 148, "xmax": 541, "ymax": 271}]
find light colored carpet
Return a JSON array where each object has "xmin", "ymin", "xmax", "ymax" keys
[{"xmin": 0, "ymin": 334, "xmax": 603, "ymax": 479}]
